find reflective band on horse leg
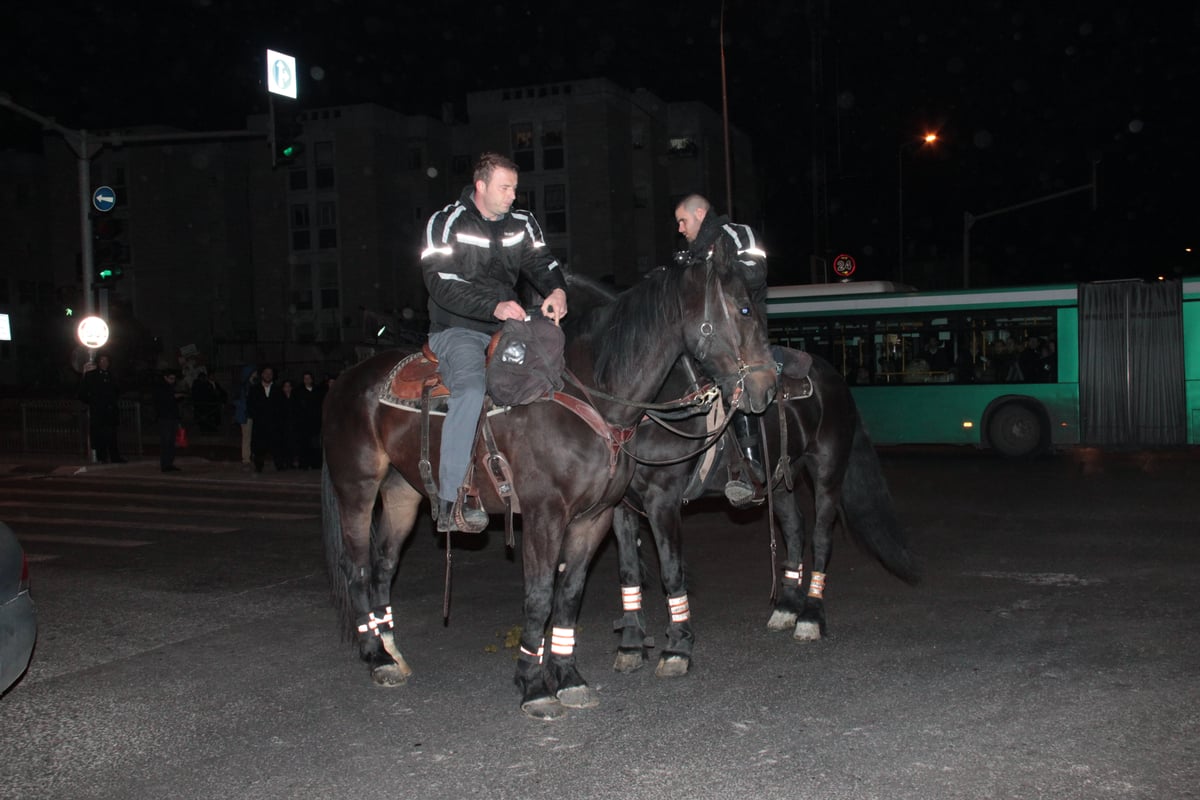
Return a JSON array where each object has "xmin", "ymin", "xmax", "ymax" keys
[
  {"xmin": 520, "ymin": 639, "xmax": 545, "ymax": 663},
  {"xmin": 808, "ymin": 572, "xmax": 826, "ymax": 599},
  {"xmin": 356, "ymin": 605, "xmax": 395, "ymax": 637},
  {"xmin": 550, "ymin": 627, "xmax": 576, "ymax": 657},
  {"xmin": 783, "ymin": 565, "xmax": 803, "ymax": 587},
  {"xmin": 621, "ymin": 585, "xmax": 642, "ymax": 612},
  {"xmin": 667, "ymin": 593, "xmax": 690, "ymax": 623}
]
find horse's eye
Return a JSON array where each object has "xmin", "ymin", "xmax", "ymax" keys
[{"xmin": 740, "ymin": 306, "xmax": 751, "ymax": 316}]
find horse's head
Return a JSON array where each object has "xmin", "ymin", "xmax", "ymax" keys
[{"xmin": 681, "ymin": 235, "xmax": 776, "ymax": 413}]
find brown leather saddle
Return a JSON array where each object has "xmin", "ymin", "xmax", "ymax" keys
[{"xmin": 382, "ymin": 344, "xmax": 451, "ymax": 404}]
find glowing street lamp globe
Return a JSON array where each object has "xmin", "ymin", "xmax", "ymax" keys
[{"xmin": 76, "ymin": 316, "xmax": 109, "ymax": 350}]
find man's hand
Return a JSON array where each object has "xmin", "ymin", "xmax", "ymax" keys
[
  {"xmin": 541, "ymin": 288, "xmax": 568, "ymax": 324},
  {"xmin": 493, "ymin": 300, "xmax": 526, "ymax": 321}
]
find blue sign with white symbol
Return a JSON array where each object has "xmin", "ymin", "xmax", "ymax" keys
[{"xmin": 92, "ymin": 186, "xmax": 116, "ymax": 212}]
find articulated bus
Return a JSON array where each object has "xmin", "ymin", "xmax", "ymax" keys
[{"xmin": 766, "ymin": 278, "xmax": 1200, "ymax": 456}]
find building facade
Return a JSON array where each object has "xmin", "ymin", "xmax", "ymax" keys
[{"xmin": 0, "ymin": 78, "xmax": 758, "ymax": 391}]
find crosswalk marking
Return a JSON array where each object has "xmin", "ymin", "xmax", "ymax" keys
[
  {"xmin": 0, "ymin": 500, "xmax": 315, "ymax": 521},
  {"xmin": 18, "ymin": 533, "xmax": 153, "ymax": 548},
  {"xmin": 7, "ymin": 515, "xmax": 238, "ymax": 534}
]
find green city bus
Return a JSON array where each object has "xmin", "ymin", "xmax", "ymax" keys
[{"xmin": 766, "ymin": 277, "xmax": 1200, "ymax": 456}]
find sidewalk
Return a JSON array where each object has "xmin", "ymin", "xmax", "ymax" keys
[{"xmin": 0, "ymin": 446, "xmax": 321, "ymax": 487}]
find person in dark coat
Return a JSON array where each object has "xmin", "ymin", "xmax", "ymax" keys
[
  {"xmin": 247, "ymin": 365, "xmax": 287, "ymax": 472},
  {"xmin": 294, "ymin": 371, "xmax": 325, "ymax": 469},
  {"xmin": 154, "ymin": 369, "xmax": 183, "ymax": 472},
  {"xmin": 78, "ymin": 353, "xmax": 126, "ymax": 463}
]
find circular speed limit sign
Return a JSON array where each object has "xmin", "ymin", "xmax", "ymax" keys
[{"xmin": 833, "ymin": 253, "xmax": 857, "ymax": 277}]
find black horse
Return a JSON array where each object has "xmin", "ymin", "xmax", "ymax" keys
[
  {"xmin": 321, "ymin": 237, "xmax": 776, "ymax": 719},
  {"xmin": 610, "ymin": 350, "xmax": 922, "ymax": 676}
]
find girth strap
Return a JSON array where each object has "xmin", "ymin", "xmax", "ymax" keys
[
  {"xmin": 480, "ymin": 413, "xmax": 518, "ymax": 549},
  {"xmin": 418, "ymin": 379, "xmax": 440, "ymax": 521},
  {"xmin": 550, "ymin": 392, "xmax": 637, "ymax": 477}
]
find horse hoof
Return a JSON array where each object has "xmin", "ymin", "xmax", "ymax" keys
[
  {"xmin": 655, "ymin": 655, "xmax": 690, "ymax": 678},
  {"xmin": 613, "ymin": 650, "xmax": 647, "ymax": 673},
  {"xmin": 767, "ymin": 609, "xmax": 798, "ymax": 631},
  {"xmin": 522, "ymin": 697, "xmax": 568, "ymax": 720},
  {"xmin": 793, "ymin": 621, "xmax": 821, "ymax": 642},
  {"xmin": 371, "ymin": 663, "xmax": 410, "ymax": 686},
  {"xmin": 557, "ymin": 685, "xmax": 600, "ymax": 709}
]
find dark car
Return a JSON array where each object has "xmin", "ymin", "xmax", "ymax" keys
[{"xmin": 0, "ymin": 521, "xmax": 36, "ymax": 694}]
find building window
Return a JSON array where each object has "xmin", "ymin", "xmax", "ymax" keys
[
  {"xmin": 315, "ymin": 141, "xmax": 335, "ymax": 189},
  {"xmin": 317, "ymin": 201, "xmax": 337, "ymax": 249},
  {"xmin": 512, "ymin": 123, "xmax": 534, "ymax": 172},
  {"xmin": 292, "ymin": 230, "xmax": 311, "ymax": 251},
  {"xmin": 542, "ymin": 121, "xmax": 564, "ymax": 170},
  {"xmin": 407, "ymin": 146, "xmax": 423, "ymax": 170},
  {"xmin": 289, "ymin": 169, "xmax": 308, "ymax": 191},
  {"xmin": 318, "ymin": 262, "xmax": 340, "ymax": 311},
  {"xmin": 291, "ymin": 263, "xmax": 313, "ymax": 311},
  {"xmin": 291, "ymin": 204, "xmax": 310, "ymax": 228},
  {"xmin": 452, "ymin": 154, "xmax": 471, "ymax": 177},
  {"xmin": 632, "ymin": 124, "xmax": 645, "ymax": 150},
  {"xmin": 516, "ymin": 188, "xmax": 536, "ymax": 213},
  {"xmin": 544, "ymin": 184, "xmax": 566, "ymax": 234},
  {"xmin": 668, "ymin": 137, "xmax": 698, "ymax": 158}
]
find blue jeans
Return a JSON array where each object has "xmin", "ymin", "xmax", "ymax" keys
[{"xmin": 427, "ymin": 328, "xmax": 491, "ymax": 504}]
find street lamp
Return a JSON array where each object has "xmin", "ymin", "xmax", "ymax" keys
[{"xmin": 897, "ymin": 132, "xmax": 938, "ymax": 284}]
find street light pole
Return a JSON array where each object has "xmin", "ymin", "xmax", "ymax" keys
[{"xmin": 897, "ymin": 132, "xmax": 938, "ymax": 284}]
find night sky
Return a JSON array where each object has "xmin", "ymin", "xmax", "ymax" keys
[{"xmin": 4, "ymin": 2, "xmax": 1198, "ymax": 287}]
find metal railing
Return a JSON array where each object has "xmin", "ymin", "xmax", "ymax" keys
[{"xmin": 9, "ymin": 399, "xmax": 144, "ymax": 456}]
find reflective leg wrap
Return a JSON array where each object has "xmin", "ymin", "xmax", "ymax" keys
[
  {"xmin": 519, "ymin": 640, "xmax": 545, "ymax": 665},
  {"xmin": 667, "ymin": 593, "xmax": 691, "ymax": 623},
  {"xmin": 550, "ymin": 627, "xmax": 576, "ymax": 658},
  {"xmin": 620, "ymin": 585, "xmax": 642, "ymax": 612},
  {"xmin": 807, "ymin": 571, "xmax": 826, "ymax": 599},
  {"xmin": 355, "ymin": 605, "xmax": 394, "ymax": 640},
  {"xmin": 783, "ymin": 563, "xmax": 804, "ymax": 589}
]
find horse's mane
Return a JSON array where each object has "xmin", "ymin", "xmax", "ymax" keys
[{"xmin": 565, "ymin": 267, "xmax": 687, "ymax": 386}]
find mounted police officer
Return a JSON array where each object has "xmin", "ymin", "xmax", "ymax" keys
[
  {"xmin": 673, "ymin": 194, "xmax": 768, "ymax": 507},
  {"xmin": 420, "ymin": 152, "xmax": 568, "ymax": 533}
]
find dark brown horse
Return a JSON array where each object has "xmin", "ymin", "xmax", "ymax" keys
[
  {"xmin": 611, "ymin": 351, "xmax": 921, "ymax": 677},
  {"xmin": 321, "ymin": 236, "xmax": 776, "ymax": 719}
]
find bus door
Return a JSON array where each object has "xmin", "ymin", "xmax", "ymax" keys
[{"xmin": 1078, "ymin": 280, "xmax": 1187, "ymax": 447}]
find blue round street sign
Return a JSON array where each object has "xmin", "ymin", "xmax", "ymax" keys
[{"xmin": 92, "ymin": 186, "xmax": 116, "ymax": 212}]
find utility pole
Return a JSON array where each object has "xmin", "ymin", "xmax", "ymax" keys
[{"xmin": 0, "ymin": 93, "xmax": 267, "ymax": 317}]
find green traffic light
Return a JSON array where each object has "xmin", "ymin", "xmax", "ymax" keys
[
  {"xmin": 282, "ymin": 144, "xmax": 296, "ymax": 158},
  {"xmin": 99, "ymin": 268, "xmax": 114, "ymax": 280}
]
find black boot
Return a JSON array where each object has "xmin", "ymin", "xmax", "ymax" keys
[
  {"xmin": 724, "ymin": 413, "xmax": 765, "ymax": 509},
  {"xmin": 437, "ymin": 498, "xmax": 489, "ymax": 533}
]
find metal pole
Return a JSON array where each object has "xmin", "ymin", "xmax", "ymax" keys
[
  {"xmin": 962, "ymin": 212, "xmax": 974, "ymax": 289},
  {"xmin": 897, "ymin": 147, "xmax": 904, "ymax": 284},
  {"xmin": 78, "ymin": 130, "xmax": 95, "ymax": 317},
  {"xmin": 719, "ymin": 1, "xmax": 734, "ymax": 217}
]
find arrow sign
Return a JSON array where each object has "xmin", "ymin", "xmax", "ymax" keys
[{"xmin": 92, "ymin": 186, "xmax": 116, "ymax": 212}]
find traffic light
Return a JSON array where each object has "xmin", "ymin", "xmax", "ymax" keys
[
  {"xmin": 272, "ymin": 104, "xmax": 305, "ymax": 167},
  {"xmin": 92, "ymin": 217, "xmax": 128, "ymax": 285}
]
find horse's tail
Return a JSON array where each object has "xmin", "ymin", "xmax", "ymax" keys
[
  {"xmin": 321, "ymin": 463, "xmax": 357, "ymax": 641},
  {"xmin": 839, "ymin": 416, "xmax": 922, "ymax": 585}
]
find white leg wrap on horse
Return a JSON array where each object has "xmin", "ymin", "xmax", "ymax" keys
[
  {"xmin": 550, "ymin": 627, "xmax": 576, "ymax": 657},
  {"xmin": 808, "ymin": 571, "xmax": 826, "ymax": 599},
  {"xmin": 520, "ymin": 639, "xmax": 545, "ymax": 663},
  {"xmin": 356, "ymin": 605, "xmax": 394, "ymax": 637},
  {"xmin": 621, "ymin": 585, "xmax": 642, "ymax": 612},
  {"xmin": 667, "ymin": 593, "xmax": 690, "ymax": 623},
  {"xmin": 784, "ymin": 565, "xmax": 804, "ymax": 587}
]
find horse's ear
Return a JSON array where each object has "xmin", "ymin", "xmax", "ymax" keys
[{"xmin": 711, "ymin": 234, "xmax": 737, "ymax": 279}]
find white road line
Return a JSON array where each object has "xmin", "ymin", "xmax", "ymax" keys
[
  {"xmin": 8, "ymin": 516, "xmax": 238, "ymax": 534},
  {"xmin": 0, "ymin": 500, "xmax": 315, "ymax": 520},
  {"xmin": 18, "ymin": 533, "xmax": 153, "ymax": 548}
]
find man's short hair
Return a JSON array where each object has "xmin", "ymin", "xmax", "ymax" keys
[
  {"xmin": 474, "ymin": 152, "xmax": 520, "ymax": 185},
  {"xmin": 675, "ymin": 193, "xmax": 711, "ymax": 214}
]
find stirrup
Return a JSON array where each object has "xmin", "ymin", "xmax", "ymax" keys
[
  {"xmin": 724, "ymin": 479, "xmax": 765, "ymax": 509},
  {"xmin": 437, "ymin": 498, "xmax": 489, "ymax": 533}
]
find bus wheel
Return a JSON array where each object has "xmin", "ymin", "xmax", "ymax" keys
[{"xmin": 988, "ymin": 403, "xmax": 1044, "ymax": 458}]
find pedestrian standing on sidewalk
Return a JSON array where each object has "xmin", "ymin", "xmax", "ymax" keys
[
  {"xmin": 79, "ymin": 352, "xmax": 126, "ymax": 464},
  {"xmin": 154, "ymin": 369, "xmax": 183, "ymax": 472},
  {"xmin": 234, "ymin": 365, "xmax": 258, "ymax": 468}
]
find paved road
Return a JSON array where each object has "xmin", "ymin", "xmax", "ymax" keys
[{"xmin": 1, "ymin": 449, "xmax": 1197, "ymax": 799}]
